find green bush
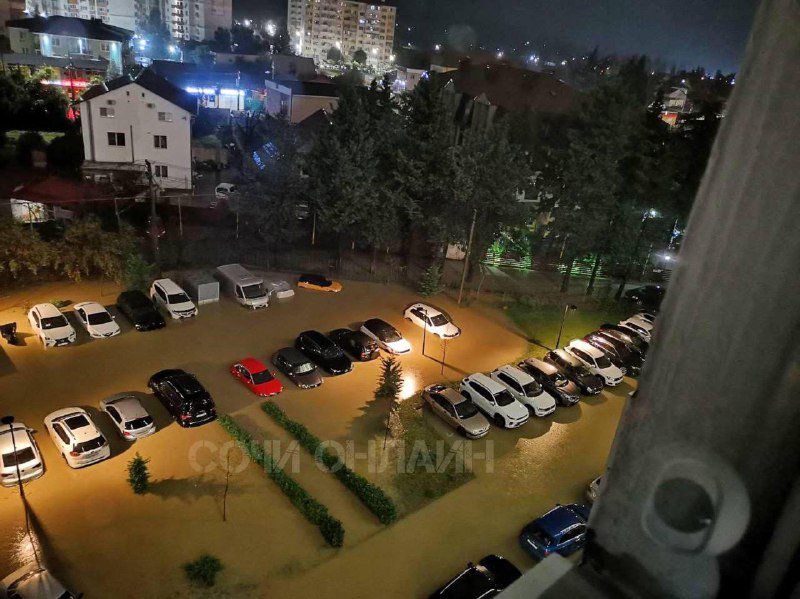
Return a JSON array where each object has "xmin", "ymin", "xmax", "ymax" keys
[
  {"xmin": 376, "ymin": 356, "xmax": 403, "ymax": 400},
  {"xmin": 184, "ymin": 554, "xmax": 223, "ymax": 587},
  {"xmin": 16, "ymin": 131, "xmax": 45, "ymax": 166},
  {"xmin": 418, "ymin": 263, "xmax": 444, "ymax": 296},
  {"xmin": 126, "ymin": 453, "xmax": 150, "ymax": 494},
  {"xmin": 217, "ymin": 415, "xmax": 345, "ymax": 547},
  {"xmin": 262, "ymin": 402, "xmax": 398, "ymax": 525}
]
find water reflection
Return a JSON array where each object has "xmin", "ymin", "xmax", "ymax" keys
[
  {"xmin": 10, "ymin": 525, "xmax": 41, "ymax": 568},
  {"xmin": 399, "ymin": 371, "xmax": 419, "ymax": 400}
]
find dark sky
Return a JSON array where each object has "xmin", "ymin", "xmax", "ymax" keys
[{"xmin": 243, "ymin": 0, "xmax": 756, "ymax": 73}]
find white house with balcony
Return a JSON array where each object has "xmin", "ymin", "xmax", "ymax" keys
[{"xmin": 78, "ymin": 69, "xmax": 197, "ymax": 190}]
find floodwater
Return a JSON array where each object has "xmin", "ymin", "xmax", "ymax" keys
[{"xmin": 0, "ymin": 277, "xmax": 630, "ymax": 597}]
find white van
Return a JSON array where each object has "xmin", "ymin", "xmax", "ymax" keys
[{"xmin": 215, "ymin": 264, "xmax": 269, "ymax": 309}]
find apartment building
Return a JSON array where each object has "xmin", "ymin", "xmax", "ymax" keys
[
  {"xmin": 25, "ymin": 0, "xmax": 137, "ymax": 32},
  {"xmin": 288, "ymin": 0, "xmax": 396, "ymax": 68},
  {"xmin": 160, "ymin": 0, "xmax": 231, "ymax": 42}
]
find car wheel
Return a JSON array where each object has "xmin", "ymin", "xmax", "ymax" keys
[
  {"xmin": 493, "ymin": 414, "xmax": 505, "ymax": 427},
  {"xmin": 456, "ymin": 426, "xmax": 467, "ymax": 437},
  {"xmin": 526, "ymin": 405, "xmax": 536, "ymax": 417}
]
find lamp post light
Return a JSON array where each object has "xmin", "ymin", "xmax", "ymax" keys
[
  {"xmin": 555, "ymin": 304, "xmax": 578, "ymax": 349},
  {"xmin": 0, "ymin": 415, "xmax": 25, "ymax": 499}
]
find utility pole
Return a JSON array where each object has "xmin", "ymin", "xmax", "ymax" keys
[
  {"xmin": 422, "ymin": 311, "xmax": 428, "ymax": 357},
  {"xmin": 113, "ymin": 196, "xmax": 121, "ymax": 231},
  {"xmin": 178, "ymin": 195, "xmax": 183, "ymax": 237},
  {"xmin": 457, "ymin": 209, "xmax": 478, "ymax": 306},
  {"xmin": 144, "ymin": 160, "xmax": 160, "ymax": 266}
]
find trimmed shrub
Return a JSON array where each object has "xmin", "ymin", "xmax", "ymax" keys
[
  {"xmin": 376, "ymin": 356, "xmax": 403, "ymax": 399},
  {"xmin": 126, "ymin": 453, "xmax": 150, "ymax": 494},
  {"xmin": 184, "ymin": 554, "xmax": 223, "ymax": 587},
  {"xmin": 262, "ymin": 402, "xmax": 398, "ymax": 525},
  {"xmin": 217, "ymin": 415, "xmax": 345, "ymax": 547}
]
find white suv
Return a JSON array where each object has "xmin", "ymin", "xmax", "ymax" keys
[
  {"xmin": 44, "ymin": 408, "xmax": 111, "ymax": 468},
  {"xmin": 619, "ymin": 316, "xmax": 653, "ymax": 342},
  {"xmin": 27, "ymin": 303, "xmax": 76, "ymax": 347},
  {"xmin": 490, "ymin": 364, "xmax": 557, "ymax": 417},
  {"xmin": 150, "ymin": 278, "xmax": 197, "ymax": 319},
  {"xmin": 566, "ymin": 339, "xmax": 625, "ymax": 386},
  {"xmin": 459, "ymin": 373, "xmax": 529, "ymax": 429}
]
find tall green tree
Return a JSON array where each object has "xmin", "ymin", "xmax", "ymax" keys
[
  {"xmin": 0, "ymin": 219, "xmax": 52, "ymax": 280},
  {"xmin": 54, "ymin": 217, "xmax": 138, "ymax": 282}
]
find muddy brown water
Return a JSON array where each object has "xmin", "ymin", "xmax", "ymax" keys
[{"xmin": 0, "ymin": 278, "xmax": 630, "ymax": 597}]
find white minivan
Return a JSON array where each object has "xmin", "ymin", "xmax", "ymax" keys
[
  {"xmin": 150, "ymin": 278, "xmax": 197, "ymax": 319},
  {"xmin": 566, "ymin": 339, "xmax": 625, "ymax": 386}
]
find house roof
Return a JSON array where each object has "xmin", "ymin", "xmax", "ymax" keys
[
  {"xmin": 272, "ymin": 79, "xmax": 339, "ymax": 98},
  {"xmin": 149, "ymin": 59, "xmax": 267, "ymax": 91},
  {"xmin": 6, "ymin": 16, "xmax": 133, "ymax": 42},
  {"xmin": 12, "ymin": 177, "xmax": 111, "ymax": 204},
  {"xmin": 81, "ymin": 68, "xmax": 197, "ymax": 113},
  {"xmin": 1, "ymin": 52, "xmax": 108, "ymax": 71},
  {"xmin": 444, "ymin": 64, "xmax": 581, "ymax": 115}
]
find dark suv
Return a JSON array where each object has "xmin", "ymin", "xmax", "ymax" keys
[
  {"xmin": 585, "ymin": 332, "xmax": 643, "ymax": 376},
  {"xmin": 518, "ymin": 358, "xmax": 580, "ymax": 406},
  {"xmin": 328, "ymin": 328, "xmax": 380, "ymax": 361},
  {"xmin": 544, "ymin": 349, "xmax": 604, "ymax": 395},
  {"xmin": 295, "ymin": 330, "xmax": 353, "ymax": 375},
  {"xmin": 116, "ymin": 290, "xmax": 166, "ymax": 331},
  {"xmin": 148, "ymin": 369, "xmax": 216, "ymax": 427}
]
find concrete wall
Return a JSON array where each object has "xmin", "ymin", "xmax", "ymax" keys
[{"xmin": 289, "ymin": 94, "xmax": 338, "ymax": 124}]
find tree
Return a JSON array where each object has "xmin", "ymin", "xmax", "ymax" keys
[
  {"xmin": 0, "ymin": 219, "xmax": 52, "ymax": 280},
  {"xmin": 126, "ymin": 453, "xmax": 151, "ymax": 494},
  {"xmin": 46, "ymin": 130, "xmax": 84, "ymax": 173},
  {"xmin": 326, "ymin": 46, "xmax": 342, "ymax": 63},
  {"xmin": 418, "ymin": 263, "xmax": 444, "ymax": 296},
  {"xmin": 141, "ymin": 8, "xmax": 172, "ymax": 60},
  {"xmin": 122, "ymin": 253, "xmax": 155, "ymax": 291},
  {"xmin": 184, "ymin": 555, "xmax": 223, "ymax": 587},
  {"xmin": 376, "ymin": 356, "xmax": 403, "ymax": 399},
  {"xmin": 213, "ymin": 27, "xmax": 231, "ymax": 52},
  {"xmin": 53, "ymin": 217, "xmax": 138, "ymax": 282},
  {"xmin": 353, "ymin": 49, "xmax": 367, "ymax": 64},
  {"xmin": 16, "ymin": 131, "xmax": 46, "ymax": 167}
]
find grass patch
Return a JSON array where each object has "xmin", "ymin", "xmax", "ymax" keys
[
  {"xmin": 218, "ymin": 415, "xmax": 345, "ymax": 547},
  {"xmin": 505, "ymin": 298, "xmax": 628, "ymax": 358},
  {"xmin": 261, "ymin": 402, "xmax": 398, "ymax": 524},
  {"xmin": 6, "ymin": 130, "xmax": 65, "ymax": 144},
  {"xmin": 392, "ymin": 391, "xmax": 475, "ymax": 513}
]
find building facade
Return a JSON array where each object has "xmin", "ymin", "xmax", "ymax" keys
[
  {"xmin": 161, "ymin": 0, "xmax": 231, "ymax": 42},
  {"xmin": 263, "ymin": 79, "xmax": 338, "ymax": 124},
  {"xmin": 287, "ymin": 0, "xmax": 395, "ymax": 69},
  {"xmin": 79, "ymin": 69, "xmax": 197, "ymax": 189},
  {"xmin": 25, "ymin": 0, "xmax": 137, "ymax": 32}
]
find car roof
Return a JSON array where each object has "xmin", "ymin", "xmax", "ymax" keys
[
  {"xmin": 300, "ymin": 330, "xmax": 333, "ymax": 345},
  {"xmin": 239, "ymin": 357, "xmax": 268, "ymax": 372},
  {"xmin": 434, "ymin": 387, "xmax": 469, "ymax": 406},
  {"xmin": 536, "ymin": 505, "xmax": 586, "ymax": 536},
  {"xmin": 103, "ymin": 395, "xmax": 148, "ymax": 419},
  {"xmin": 0, "ymin": 424, "xmax": 34, "ymax": 453},
  {"xmin": 31, "ymin": 303, "xmax": 63, "ymax": 317},
  {"xmin": 74, "ymin": 301, "xmax": 106, "ymax": 313},
  {"xmin": 0, "ymin": 567, "xmax": 68, "ymax": 598},
  {"xmin": 569, "ymin": 339, "xmax": 603, "ymax": 357},
  {"xmin": 494, "ymin": 364, "xmax": 533, "ymax": 384},
  {"xmin": 46, "ymin": 408, "xmax": 100, "ymax": 441},
  {"xmin": 119, "ymin": 289, "xmax": 151, "ymax": 305},
  {"xmin": 153, "ymin": 278, "xmax": 185, "ymax": 293},
  {"xmin": 276, "ymin": 347, "xmax": 310, "ymax": 364},
  {"xmin": 523, "ymin": 357, "xmax": 554, "ymax": 373},
  {"xmin": 364, "ymin": 318, "xmax": 394, "ymax": 331},
  {"xmin": 216, "ymin": 182, "xmax": 235, "ymax": 189},
  {"xmin": 465, "ymin": 373, "xmax": 505, "ymax": 394},
  {"xmin": 299, "ymin": 273, "xmax": 327, "ymax": 281},
  {"xmin": 409, "ymin": 302, "xmax": 443, "ymax": 316}
]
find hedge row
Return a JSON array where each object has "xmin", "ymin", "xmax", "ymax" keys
[
  {"xmin": 261, "ymin": 402, "xmax": 398, "ymax": 525},
  {"xmin": 217, "ymin": 415, "xmax": 345, "ymax": 547}
]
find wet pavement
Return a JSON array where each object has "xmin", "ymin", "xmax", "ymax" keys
[{"xmin": 0, "ymin": 277, "xmax": 631, "ymax": 597}]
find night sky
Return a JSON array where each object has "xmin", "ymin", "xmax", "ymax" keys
[{"xmin": 242, "ymin": 0, "xmax": 756, "ymax": 73}]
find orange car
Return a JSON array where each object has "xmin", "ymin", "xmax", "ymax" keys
[{"xmin": 297, "ymin": 273, "xmax": 343, "ymax": 293}]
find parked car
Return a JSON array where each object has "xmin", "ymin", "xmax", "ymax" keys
[
  {"xmin": 403, "ymin": 303, "xmax": 461, "ymax": 338},
  {"xmin": 459, "ymin": 373, "xmax": 529, "ymax": 429},
  {"xmin": 0, "ymin": 565, "xmax": 81, "ymax": 599},
  {"xmin": 519, "ymin": 503, "xmax": 591, "ymax": 560},
  {"xmin": 99, "ymin": 394, "xmax": 155, "ymax": 440},
  {"xmin": 230, "ymin": 358, "xmax": 284, "ymax": 396},
  {"xmin": 430, "ymin": 554, "xmax": 521, "ymax": 599},
  {"xmin": 619, "ymin": 316, "xmax": 654, "ymax": 343},
  {"xmin": 584, "ymin": 332, "xmax": 643, "ymax": 376},
  {"xmin": 360, "ymin": 318, "xmax": 411, "ymax": 354},
  {"xmin": 422, "ymin": 384, "xmax": 490, "ymax": 439},
  {"xmin": 150, "ymin": 279, "xmax": 197, "ymax": 319},
  {"xmin": 328, "ymin": 328, "xmax": 380, "ymax": 361},
  {"xmin": 264, "ymin": 276, "xmax": 295, "ymax": 299},
  {"xmin": 517, "ymin": 358, "xmax": 580, "ymax": 406},
  {"xmin": 43, "ymin": 408, "xmax": 110, "ymax": 468},
  {"xmin": 0, "ymin": 423, "xmax": 44, "ymax": 487},
  {"xmin": 586, "ymin": 475, "xmax": 604, "ymax": 504},
  {"xmin": 544, "ymin": 349, "xmax": 604, "ymax": 395},
  {"xmin": 297, "ymin": 273, "xmax": 342, "ymax": 293},
  {"xmin": 490, "ymin": 365, "xmax": 557, "ymax": 417},
  {"xmin": 214, "ymin": 182, "xmax": 237, "ymax": 202},
  {"xmin": 634, "ymin": 311, "xmax": 657, "ymax": 325},
  {"xmin": 624, "ymin": 284, "xmax": 665, "ymax": 309},
  {"xmin": 565, "ymin": 339, "xmax": 625, "ymax": 385},
  {"xmin": 598, "ymin": 324, "xmax": 650, "ymax": 355},
  {"xmin": 148, "ymin": 370, "xmax": 216, "ymax": 427},
  {"xmin": 295, "ymin": 330, "xmax": 353, "ymax": 375},
  {"xmin": 272, "ymin": 347, "xmax": 324, "ymax": 389},
  {"xmin": 73, "ymin": 301, "xmax": 120, "ymax": 339},
  {"xmin": 116, "ymin": 290, "xmax": 166, "ymax": 331},
  {"xmin": 27, "ymin": 303, "xmax": 76, "ymax": 347}
]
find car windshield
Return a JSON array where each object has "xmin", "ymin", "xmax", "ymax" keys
[
  {"xmin": 293, "ymin": 362, "xmax": 315, "ymax": 375},
  {"xmin": 305, "ymin": 276, "xmax": 330, "ymax": 287},
  {"xmin": 242, "ymin": 285, "xmax": 266, "ymax": 299},
  {"xmin": 251, "ymin": 369, "xmax": 275, "ymax": 384},
  {"xmin": 87, "ymin": 311, "xmax": 112, "ymax": 325},
  {"xmin": 551, "ymin": 372, "xmax": 569, "ymax": 387},
  {"xmin": 168, "ymin": 292, "xmax": 191, "ymax": 304},
  {"xmin": 595, "ymin": 354, "xmax": 612, "ymax": 368},
  {"xmin": 530, "ymin": 527, "xmax": 554, "ymax": 547},
  {"xmin": 576, "ymin": 365, "xmax": 593, "ymax": 377},
  {"xmin": 75, "ymin": 436, "xmax": 105, "ymax": 453},
  {"xmin": 430, "ymin": 314, "xmax": 448, "ymax": 326},
  {"xmin": 64, "ymin": 415, "xmax": 90, "ymax": 430},
  {"xmin": 377, "ymin": 326, "xmax": 401, "ymax": 343},
  {"xmin": 495, "ymin": 390, "xmax": 515, "ymax": 406},
  {"xmin": 522, "ymin": 381, "xmax": 542, "ymax": 397},
  {"xmin": 41, "ymin": 315, "xmax": 68, "ymax": 330},
  {"xmin": 454, "ymin": 400, "xmax": 479, "ymax": 419},
  {"xmin": 125, "ymin": 416, "xmax": 153, "ymax": 430},
  {"xmin": 2, "ymin": 446, "xmax": 36, "ymax": 468}
]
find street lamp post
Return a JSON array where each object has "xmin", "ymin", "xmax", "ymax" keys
[
  {"xmin": 0, "ymin": 416, "xmax": 25, "ymax": 499},
  {"xmin": 555, "ymin": 304, "xmax": 578, "ymax": 349},
  {"xmin": 614, "ymin": 208, "xmax": 658, "ymax": 300},
  {"xmin": 422, "ymin": 312, "xmax": 428, "ymax": 357}
]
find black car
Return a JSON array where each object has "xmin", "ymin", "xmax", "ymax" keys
[
  {"xmin": 295, "ymin": 330, "xmax": 353, "ymax": 375},
  {"xmin": 599, "ymin": 323, "xmax": 650, "ymax": 355},
  {"xmin": 595, "ymin": 329, "xmax": 647, "ymax": 360},
  {"xmin": 148, "ymin": 369, "xmax": 216, "ymax": 427},
  {"xmin": 585, "ymin": 332, "xmax": 643, "ymax": 376},
  {"xmin": 328, "ymin": 328, "xmax": 380, "ymax": 361},
  {"xmin": 116, "ymin": 290, "xmax": 166, "ymax": 331},
  {"xmin": 273, "ymin": 347, "xmax": 324, "ymax": 389},
  {"xmin": 518, "ymin": 358, "xmax": 581, "ymax": 406},
  {"xmin": 430, "ymin": 554, "xmax": 521, "ymax": 599},
  {"xmin": 544, "ymin": 349, "xmax": 604, "ymax": 395},
  {"xmin": 624, "ymin": 284, "xmax": 666, "ymax": 310}
]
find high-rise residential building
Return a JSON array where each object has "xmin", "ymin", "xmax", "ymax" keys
[
  {"xmin": 161, "ymin": 0, "xmax": 232, "ymax": 42},
  {"xmin": 24, "ymin": 0, "xmax": 137, "ymax": 31},
  {"xmin": 287, "ymin": 0, "xmax": 396, "ymax": 69}
]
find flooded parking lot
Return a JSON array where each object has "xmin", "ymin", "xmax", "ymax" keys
[{"xmin": 0, "ymin": 277, "xmax": 630, "ymax": 597}]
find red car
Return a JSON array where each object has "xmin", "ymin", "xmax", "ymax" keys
[{"xmin": 230, "ymin": 358, "xmax": 283, "ymax": 397}]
